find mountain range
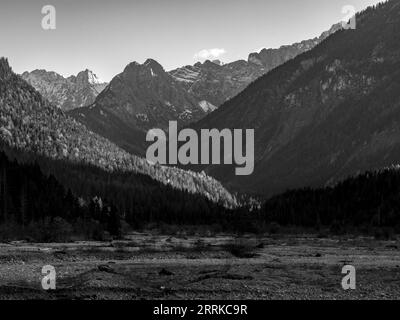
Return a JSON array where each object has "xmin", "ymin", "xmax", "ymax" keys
[
  {"xmin": 21, "ymin": 69, "xmax": 107, "ymax": 111},
  {"xmin": 191, "ymin": 0, "xmax": 400, "ymax": 197},
  {"xmin": 23, "ymin": 23, "xmax": 340, "ymax": 118},
  {"xmin": 170, "ymin": 23, "xmax": 341, "ymax": 108},
  {"xmin": 66, "ymin": 24, "xmax": 340, "ymax": 156}
]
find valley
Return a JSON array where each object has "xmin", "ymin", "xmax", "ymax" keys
[
  {"xmin": 1, "ymin": 0, "xmax": 399, "ymax": 303},
  {"xmin": 0, "ymin": 232, "xmax": 399, "ymax": 299}
]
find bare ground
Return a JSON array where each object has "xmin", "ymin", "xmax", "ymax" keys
[{"xmin": 0, "ymin": 233, "xmax": 399, "ymax": 300}]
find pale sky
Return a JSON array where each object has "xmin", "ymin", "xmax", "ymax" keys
[{"xmin": 0, "ymin": 0, "xmax": 384, "ymax": 82}]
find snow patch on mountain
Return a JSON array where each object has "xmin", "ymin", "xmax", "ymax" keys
[{"xmin": 199, "ymin": 100, "xmax": 217, "ymax": 112}]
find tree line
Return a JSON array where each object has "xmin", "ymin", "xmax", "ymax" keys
[{"xmin": 2, "ymin": 141, "xmax": 400, "ymax": 241}]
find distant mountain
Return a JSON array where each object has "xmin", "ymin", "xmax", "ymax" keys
[
  {"xmin": 191, "ymin": 1, "xmax": 400, "ymax": 197},
  {"xmin": 0, "ymin": 57, "xmax": 237, "ymax": 207},
  {"xmin": 21, "ymin": 69, "xmax": 107, "ymax": 111},
  {"xmin": 170, "ymin": 24, "xmax": 341, "ymax": 108},
  {"xmin": 70, "ymin": 59, "xmax": 210, "ymax": 155},
  {"xmin": 23, "ymin": 24, "xmax": 339, "ymax": 117},
  {"xmin": 248, "ymin": 23, "xmax": 342, "ymax": 70},
  {"xmin": 170, "ymin": 59, "xmax": 266, "ymax": 108}
]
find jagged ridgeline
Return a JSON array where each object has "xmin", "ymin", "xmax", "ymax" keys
[
  {"xmin": 21, "ymin": 69, "xmax": 107, "ymax": 111},
  {"xmin": 0, "ymin": 57, "xmax": 237, "ymax": 208}
]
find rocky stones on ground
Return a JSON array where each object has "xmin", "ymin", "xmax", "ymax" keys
[
  {"xmin": 98, "ymin": 264, "xmax": 116, "ymax": 274},
  {"xmin": 159, "ymin": 268, "xmax": 174, "ymax": 276}
]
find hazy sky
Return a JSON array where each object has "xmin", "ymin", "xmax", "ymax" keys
[{"xmin": 0, "ymin": 0, "xmax": 383, "ymax": 82}]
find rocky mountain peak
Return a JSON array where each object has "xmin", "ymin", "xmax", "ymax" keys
[
  {"xmin": 211, "ymin": 60, "xmax": 223, "ymax": 66},
  {"xmin": 28, "ymin": 70, "xmax": 65, "ymax": 82},
  {"xmin": 21, "ymin": 68, "xmax": 108, "ymax": 111},
  {"xmin": 144, "ymin": 58, "xmax": 165, "ymax": 73},
  {"xmin": 118, "ymin": 59, "xmax": 170, "ymax": 84},
  {"xmin": 74, "ymin": 69, "xmax": 103, "ymax": 87},
  {"xmin": 123, "ymin": 61, "xmax": 142, "ymax": 73},
  {"xmin": 202, "ymin": 60, "xmax": 223, "ymax": 68}
]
